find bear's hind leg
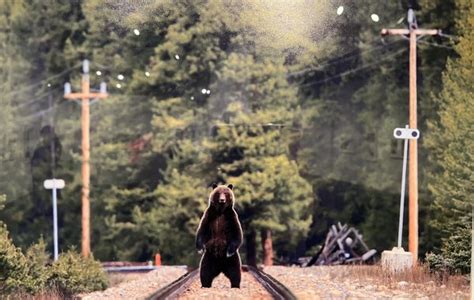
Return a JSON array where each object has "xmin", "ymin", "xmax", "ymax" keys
[
  {"xmin": 223, "ymin": 255, "xmax": 241, "ymax": 288},
  {"xmin": 200, "ymin": 271, "xmax": 214, "ymax": 288},
  {"xmin": 200, "ymin": 253, "xmax": 220, "ymax": 288}
]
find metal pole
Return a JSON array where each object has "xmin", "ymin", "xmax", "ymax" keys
[
  {"xmin": 81, "ymin": 60, "xmax": 91, "ymax": 257},
  {"xmin": 48, "ymin": 92, "xmax": 56, "ymax": 177},
  {"xmin": 408, "ymin": 26, "xmax": 419, "ymax": 264},
  {"xmin": 397, "ymin": 125, "xmax": 409, "ymax": 248},
  {"xmin": 52, "ymin": 186, "xmax": 59, "ymax": 261}
]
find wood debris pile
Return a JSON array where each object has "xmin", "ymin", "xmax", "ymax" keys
[{"xmin": 304, "ymin": 222, "xmax": 377, "ymax": 266}]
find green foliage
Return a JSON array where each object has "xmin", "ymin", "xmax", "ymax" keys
[
  {"xmin": 0, "ymin": 0, "xmax": 87, "ymax": 251},
  {"xmin": 0, "ymin": 224, "xmax": 32, "ymax": 293},
  {"xmin": 426, "ymin": 0, "xmax": 473, "ymax": 235},
  {"xmin": 48, "ymin": 250, "xmax": 108, "ymax": 296},
  {"xmin": 0, "ymin": 227, "xmax": 49, "ymax": 294},
  {"xmin": 0, "ymin": 194, "xmax": 5, "ymax": 211},
  {"xmin": 294, "ymin": 1, "xmax": 413, "ymax": 253},
  {"xmin": 1, "ymin": 201, "xmax": 105, "ymax": 295},
  {"xmin": 145, "ymin": 170, "xmax": 208, "ymax": 265},
  {"xmin": 426, "ymin": 224, "xmax": 471, "ymax": 274},
  {"xmin": 207, "ymin": 100, "xmax": 313, "ymax": 256},
  {"xmin": 424, "ymin": 0, "xmax": 473, "ymax": 274},
  {"xmin": 95, "ymin": 0, "xmax": 315, "ymax": 264},
  {"xmin": 24, "ymin": 238, "xmax": 52, "ymax": 291},
  {"xmin": 0, "ymin": 0, "xmax": 469, "ymax": 269},
  {"xmin": 1, "ymin": 198, "xmax": 107, "ymax": 295}
]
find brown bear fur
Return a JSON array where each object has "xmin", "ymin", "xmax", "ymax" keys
[{"xmin": 196, "ymin": 183, "xmax": 243, "ymax": 288}]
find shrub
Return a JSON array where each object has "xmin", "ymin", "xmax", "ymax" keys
[
  {"xmin": 426, "ymin": 224, "xmax": 471, "ymax": 274},
  {"xmin": 48, "ymin": 249, "xmax": 108, "ymax": 296},
  {"xmin": 1, "ymin": 194, "xmax": 108, "ymax": 296},
  {"xmin": 25, "ymin": 238, "xmax": 52, "ymax": 291},
  {"xmin": 0, "ymin": 224, "xmax": 36, "ymax": 294}
]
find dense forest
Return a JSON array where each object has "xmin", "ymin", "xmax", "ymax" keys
[{"xmin": 0, "ymin": 0, "xmax": 471, "ymax": 271}]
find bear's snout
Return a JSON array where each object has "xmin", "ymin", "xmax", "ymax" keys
[{"xmin": 219, "ymin": 193, "xmax": 226, "ymax": 203}]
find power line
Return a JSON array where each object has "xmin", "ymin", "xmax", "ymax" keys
[
  {"xmin": 417, "ymin": 40, "xmax": 455, "ymax": 50},
  {"xmin": 2, "ymin": 63, "xmax": 81, "ymax": 99},
  {"xmin": 299, "ymin": 48, "xmax": 407, "ymax": 87},
  {"xmin": 288, "ymin": 39, "xmax": 404, "ymax": 78},
  {"xmin": 438, "ymin": 32, "xmax": 459, "ymax": 41},
  {"xmin": 14, "ymin": 89, "xmax": 55, "ymax": 110}
]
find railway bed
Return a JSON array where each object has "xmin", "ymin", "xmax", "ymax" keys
[
  {"xmin": 81, "ymin": 265, "xmax": 470, "ymax": 299},
  {"xmin": 146, "ymin": 265, "xmax": 297, "ymax": 300}
]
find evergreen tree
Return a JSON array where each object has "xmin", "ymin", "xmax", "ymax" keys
[
  {"xmin": 425, "ymin": 0, "xmax": 472, "ymax": 273},
  {"xmin": 202, "ymin": 53, "xmax": 313, "ymax": 265},
  {"xmin": 98, "ymin": 1, "xmax": 315, "ymax": 265},
  {"xmin": 295, "ymin": 1, "xmax": 411, "ymax": 252},
  {"xmin": 0, "ymin": 0, "xmax": 88, "ymax": 252},
  {"xmin": 295, "ymin": 1, "xmax": 459, "ymax": 255},
  {"xmin": 1, "ymin": 0, "xmax": 466, "ymax": 266}
]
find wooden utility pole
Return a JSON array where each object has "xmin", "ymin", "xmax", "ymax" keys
[
  {"xmin": 64, "ymin": 60, "xmax": 107, "ymax": 257},
  {"xmin": 381, "ymin": 9, "xmax": 440, "ymax": 264}
]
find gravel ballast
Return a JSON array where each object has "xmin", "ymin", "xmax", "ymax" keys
[
  {"xmin": 79, "ymin": 266, "xmax": 187, "ymax": 300},
  {"xmin": 79, "ymin": 265, "xmax": 470, "ymax": 299},
  {"xmin": 264, "ymin": 265, "xmax": 470, "ymax": 299},
  {"xmin": 177, "ymin": 272, "xmax": 273, "ymax": 299}
]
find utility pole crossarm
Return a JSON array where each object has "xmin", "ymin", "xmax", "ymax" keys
[
  {"xmin": 381, "ymin": 28, "xmax": 441, "ymax": 36},
  {"xmin": 64, "ymin": 92, "xmax": 108, "ymax": 100}
]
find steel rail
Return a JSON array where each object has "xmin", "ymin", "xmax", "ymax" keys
[
  {"xmin": 145, "ymin": 268, "xmax": 199, "ymax": 300},
  {"xmin": 247, "ymin": 266, "xmax": 297, "ymax": 300}
]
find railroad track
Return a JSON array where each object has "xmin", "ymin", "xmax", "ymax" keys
[{"xmin": 145, "ymin": 265, "xmax": 297, "ymax": 300}]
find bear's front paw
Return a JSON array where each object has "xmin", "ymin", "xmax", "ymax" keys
[
  {"xmin": 196, "ymin": 243, "xmax": 205, "ymax": 254},
  {"xmin": 196, "ymin": 238, "xmax": 205, "ymax": 252},
  {"xmin": 226, "ymin": 248, "xmax": 236, "ymax": 257},
  {"xmin": 226, "ymin": 244, "xmax": 238, "ymax": 257}
]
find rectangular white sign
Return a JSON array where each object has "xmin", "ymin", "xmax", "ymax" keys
[{"xmin": 44, "ymin": 179, "xmax": 65, "ymax": 189}]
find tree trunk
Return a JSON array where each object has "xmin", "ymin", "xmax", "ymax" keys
[
  {"xmin": 245, "ymin": 230, "xmax": 257, "ymax": 267},
  {"xmin": 261, "ymin": 229, "xmax": 273, "ymax": 266}
]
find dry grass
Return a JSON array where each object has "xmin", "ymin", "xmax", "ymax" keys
[
  {"xmin": 325, "ymin": 264, "xmax": 469, "ymax": 292},
  {"xmin": 265, "ymin": 265, "xmax": 470, "ymax": 299},
  {"xmin": 0, "ymin": 288, "xmax": 64, "ymax": 300}
]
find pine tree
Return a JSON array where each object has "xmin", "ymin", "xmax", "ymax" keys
[
  {"xmin": 97, "ymin": 1, "xmax": 315, "ymax": 265},
  {"xmin": 200, "ymin": 53, "xmax": 313, "ymax": 265},
  {"xmin": 425, "ymin": 0, "xmax": 472, "ymax": 273},
  {"xmin": 0, "ymin": 0, "xmax": 89, "ymax": 252},
  {"xmin": 0, "ymin": 0, "xmax": 39, "ymax": 247}
]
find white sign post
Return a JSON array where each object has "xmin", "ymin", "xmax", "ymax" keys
[
  {"xmin": 43, "ymin": 179, "xmax": 65, "ymax": 261},
  {"xmin": 381, "ymin": 125, "xmax": 420, "ymax": 272},
  {"xmin": 393, "ymin": 125, "xmax": 420, "ymax": 248}
]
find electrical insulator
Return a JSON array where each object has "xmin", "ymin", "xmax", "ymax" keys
[
  {"xmin": 100, "ymin": 82, "xmax": 107, "ymax": 94},
  {"xmin": 83, "ymin": 59, "xmax": 90, "ymax": 74},
  {"xmin": 64, "ymin": 82, "xmax": 71, "ymax": 95}
]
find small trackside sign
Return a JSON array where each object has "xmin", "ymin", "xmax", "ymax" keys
[
  {"xmin": 43, "ymin": 179, "xmax": 65, "ymax": 189},
  {"xmin": 393, "ymin": 128, "xmax": 420, "ymax": 140}
]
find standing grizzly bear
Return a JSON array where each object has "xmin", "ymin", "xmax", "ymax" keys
[{"xmin": 196, "ymin": 183, "xmax": 243, "ymax": 288}]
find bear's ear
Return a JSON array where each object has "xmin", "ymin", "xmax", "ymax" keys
[
  {"xmin": 227, "ymin": 184, "xmax": 233, "ymax": 190},
  {"xmin": 211, "ymin": 183, "xmax": 218, "ymax": 189}
]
